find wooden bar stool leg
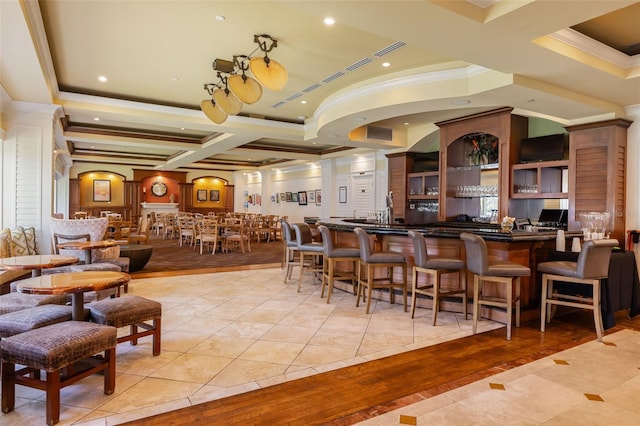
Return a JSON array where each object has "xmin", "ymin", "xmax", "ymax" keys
[{"xmin": 506, "ymin": 278, "xmax": 513, "ymax": 341}]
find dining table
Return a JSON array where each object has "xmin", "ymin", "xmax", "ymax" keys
[
  {"xmin": 0, "ymin": 254, "xmax": 79, "ymax": 277},
  {"xmin": 56, "ymin": 239, "xmax": 118, "ymax": 264},
  {"xmin": 16, "ymin": 270, "xmax": 131, "ymax": 320}
]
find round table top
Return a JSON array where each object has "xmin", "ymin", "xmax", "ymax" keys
[
  {"xmin": 0, "ymin": 254, "xmax": 79, "ymax": 271},
  {"xmin": 16, "ymin": 271, "xmax": 130, "ymax": 295},
  {"xmin": 56, "ymin": 240, "xmax": 118, "ymax": 250}
]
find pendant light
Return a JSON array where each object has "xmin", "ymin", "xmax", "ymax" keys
[
  {"xmin": 228, "ymin": 56, "xmax": 263, "ymax": 104},
  {"xmin": 200, "ymin": 98, "xmax": 227, "ymax": 124},
  {"xmin": 213, "ymin": 75, "xmax": 243, "ymax": 115},
  {"xmin": 249, "ymin": 34, "xmax": 288, "ymax": 91}
]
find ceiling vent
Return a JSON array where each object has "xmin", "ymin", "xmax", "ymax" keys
[{"xmin": 366, "ymin": 125, "xmax": 393, "ymax": 141}]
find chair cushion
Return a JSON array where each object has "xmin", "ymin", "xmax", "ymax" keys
[
  {"xmin": 0, "ymin": 321, "xmax": 116, "ymax": 371},
  {"xmin": 328, "ymin": 247, "xmax": 360, "ymax": 258},
  {"xmin": 486, "ymin": 260, "xmax": 530, "ymax": 277},
  {"xmin": 425, "ymin": 257, "xmax": 465, "ymax": 270},
  {"xmin": 299, "ymin": 242, "xmax": 324, "ymax": 253},
  {"xmin": 0, "ymin": 292, "xmax": 68, "ymax": 315},
  {"xmin": 0, "ymin": 305, "xmax": 73, "ymax": 338},
  {"xmin": 88, "ymin": 295, "xmax": 161, "ymax": 328},
  {"xmin": 367, "ymin": 251, "xmax": 406, "ymax": 264},
  {"xmin": 537, "ymin": 260, "xmax": 580, "ymax": 278}
]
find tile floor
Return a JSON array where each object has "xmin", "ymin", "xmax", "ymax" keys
[
  {"xmin": 356, "ymin": 328, "xmax": 640, "ymax": 425},
  {"xmin": 0, "ymin": 267, "xmax": 499, "ymax": 425}
]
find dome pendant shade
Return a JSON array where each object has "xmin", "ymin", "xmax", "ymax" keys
[
  {"xmin": 228, "ymin": 74, "xmax": 263, "ymax": 104},
  {"xmin": 200, "ymin": 99, "xmax": 228, "ymax": 124},
  {"xmin": 213, "ymin": 88, "xmax": 242, "ymax": 115},
  {"xmin": 249, "ymin": 56, "xmax": 288, "ymax": 91}
]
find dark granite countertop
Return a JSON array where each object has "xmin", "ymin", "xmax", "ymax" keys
[{"xmin": 316, "ymin": 218, "xmax": 581, "ymax": 242}]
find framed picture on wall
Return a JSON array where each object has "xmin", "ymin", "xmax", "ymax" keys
[
  {"xmin": 339, "ymin": 186, "xmax": 347, "ymax": 203},
  {"xmin": 209, "ymin": 189, "xmax": 220, "ymax": 202},
  {"xmin": 308, "ymin": 191, "xmax": 315, "ymax": 203},
  {"xmin": 291, "ymin": 192, "xmax": 299, "ymax": 203},
  {"xmin": 285, "ymin": 192, "xmax": 292, "ymax": 202},
  {"xmin": 298, "ymin": 191, "xmax": 307, "ymax": 205},
  {"xmin": 197, "ymin": 189, "xmax": 207, "ymax": 202},
  {"xmin": 280, "ymin": 192, "xmax": 286, "ymax": 202},
  {"xmin": 315, "ymin": 189, "xmax": 322, "ymax": 206},
  {"xmin": 93, "ymin": 179, "xmax": 111, "ymax": 202}
]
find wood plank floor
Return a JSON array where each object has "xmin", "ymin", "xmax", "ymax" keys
[{"xmin": 120, "ymin": 310, "xmax": 640, "ymax": 426}]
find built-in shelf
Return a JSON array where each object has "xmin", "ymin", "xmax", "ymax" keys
[{"xmin": 511, "ymin": 160, "xmax": 568, "ymax": 199}]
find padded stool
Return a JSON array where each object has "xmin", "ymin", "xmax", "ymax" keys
[
  {"xmin": 460, "ymin": 232, "xmax": 531, "ymax": 340},
  {"xmin": 0, "ymin": 305, "xmax": 73, "ymax": 338},
  {"xmin": 318, "ymin": 225, "xmax": 360, "ymax": 303},
  {"xmin": 88, "ymin": 295, "xmax": 162, "ymax": 355},
  {"xmin": 291, "ymin": 223, "xmax": 324, "ymax": 292},
  {"xmin": 1, "ymin": 321, "xmax": 117, "ymax": 425},
  {"xmin": 408, "ymin": 230, "xmax": 467, "ymax": 325},
  {"xmin": 354, "ymin": 227, "xmax": 408, "ymax": 314},
  {"xmin": 538, "ymin": 238, "xmax": 618, "ymax": 342},
  {"xmin": 0, "ymin": 292, "xmax": 68, "ymax": 315}
]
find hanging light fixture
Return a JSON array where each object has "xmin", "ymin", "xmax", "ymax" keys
[
  {"xmin": 213, "ymin": 73, "xmax": 242, "ymax": 115},
  {"xmin": 201, "ymin": 34, "xmax": 286, "ymax": 124},
  {"xmin": 200, "ymin": 84, "xmax": 228, "ymax": 124},
  {"xmin": 228, "ymin": 55, "xmax": 263, "ymax": 104},
  {"xmin": 249, "ymin": 34, "xmax": 288, "ymax": 91}
]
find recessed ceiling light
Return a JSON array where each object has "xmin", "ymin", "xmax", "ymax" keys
[
  {"xmin": 382, "ymin": 62, "xmax": 391, "ymax": 67},
  {"xmin": 98, "ymin": 76, "xmax": 107, "ymax": 82},
  {"xmin": 300, "ymin": 100, "xmax": 307, "ymax": 104},
  {"xmin": 298, "ymin": 115, "xmax": 307, "ymax": 120},
  {"xmin": 180, "ymin": 127, "xmax": 185, "ymax": 130},
  {"xmin": 451, "ymin": 99, "xmax": 471, "ymax": 105},
  {"xmin": 171, "ymin": 76, "xmax": 180, "ymax": 81},
  {"xmin": 215, "ymin": 15, "xmax": 225, "ymax": 21},
  {"xmin": 90, "ymin": 145, "xmax": 95, "ymax": 148},
  {"xmin": 93, "ymin": 117, "xmax": 100, "ymax": 121},
  {"xmin": 403, "ymin": 122, "xmax": 409, "ymax": 126},
  {"xmin": 324, "ymin": 17, "xmax": 335, "ymax": 26}
]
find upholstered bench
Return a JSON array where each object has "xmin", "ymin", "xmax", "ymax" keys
[
  {"xmin": 0, "ymin": 292, "xmax": 68, "ymax": 315},
  {"xmin": 0, "ymin": 305, "xmax": 73, "ymax": 338},
  {"xmin": 88, "ymin": 295, "xmax": 162, "ymax": 355},
  {"xmin": 1, "ymin": 321, "xmax": 117, "ymax": 425}
]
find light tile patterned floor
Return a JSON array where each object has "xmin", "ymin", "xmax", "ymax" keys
[
  {"xmin": 355, "ymin": 328, "xmax": 640, "ymax": 425},
  {"xmin": 0, "ymin": 267, "xmax": 497, "ymax": 425}
]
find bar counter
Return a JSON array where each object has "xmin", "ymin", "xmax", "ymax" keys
[{"xmin": 315, "ymin": 218, "xmax": 583, "ymax": 323}]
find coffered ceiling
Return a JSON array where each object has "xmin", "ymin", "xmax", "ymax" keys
[{"xmin": 2, "ymin": 0, "xmax": 638, "ymax": 172}]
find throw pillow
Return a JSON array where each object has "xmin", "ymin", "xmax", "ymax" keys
[
  {"xmin": 9, "ymin": 227, "xmax": 29, "ymax": 256},
  {"xmin": 0, "ymin": 231, "xmax": 11, "ymax": 258},
  {"xmin": 22, "ymin": 226, "xmax": 38, "ymax": 255}
]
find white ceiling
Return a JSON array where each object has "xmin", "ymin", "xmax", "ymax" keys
[{"xmin": 1, "ymin": 0, "xmax": 639, "ymax": 172}]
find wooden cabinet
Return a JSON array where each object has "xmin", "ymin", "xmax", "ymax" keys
[
  {"xmin": 386, "ymin": 153, "xmax": 414, "ymax": 221},
  {"xmin": 511, "ymin": 160, "xmax": 568, "ymax": 199},
  {"xmin": 407, "ymin": 171, "xmax": 439, "ymax": 200},
  {"xmin": 436, "ymin": 107, "xmax": 528, "ymax": 221},
  {"xmin": 566, "ymin": 119, "xmax": 632, "ymax": 243}
]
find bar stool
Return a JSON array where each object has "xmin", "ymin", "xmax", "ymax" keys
[
  {"xmin": 318, "ymin": 225, "xmax": 360, "ymax": 303},
  {"xmin": 408, "ymin": 230, "xmax": 467, "ymax": 325},
  {"xmin": 281, "ymin": 219, "xmax": 298, "ymax": 275},
  {"xmin": 291, "ymin": 223, "xmax": 324, "ymax": 292},
  {"xmin": 460, "ymin": 232, "xmax": 530, "ymax": 340},
  {"xmin": 537, "ymin": 238, "xmax": 618, "ymax": 342},
  {"xmin": 354, "ymin": 227, "xmax": 407, "ymax": 314}
]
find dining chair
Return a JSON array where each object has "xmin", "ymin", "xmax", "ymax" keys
[
  {"xmin": 291, "ymin": 223, "xmax": 324, "ymax": 292},
  {"xmin": 408, "ymin": 230, "xmax": 467, "ymax": 325},
  {"xmin": 318, "ymin": 225, "xmax": 359, "ymax": 303},
  {"xmin": 537, "ymin": 238, "xmax": 618, "ymax": 341},
  {"xmin": 223, "ymin": 218, "xmax": 252, "ymax": 253},
  {"xmin": 195, "ymin": 219, "xmax": 221, "ymax": 255},
  {"xmin": 177, "ymin": 216, "xmax": 195, "ymax": 247},
  {"xmin": 354, "ymin": 227, "xmax": 407, "ymax": 314},
  {"xmin": 460, "ymin": 232, "xmax": 530, "ymax": 340},
  {"xmin": 127, "ymin": 216, "xmax": 150, "ymax": 245}
]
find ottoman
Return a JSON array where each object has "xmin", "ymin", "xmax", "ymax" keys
[{"xmin": 118, "ymin": 244, "xmax": 153, "ymax": 272}]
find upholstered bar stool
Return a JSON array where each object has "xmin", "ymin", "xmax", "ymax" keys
[
  {"xmin": 291, "ymin": 223, "xmax": 324, "ymax": 292},
  {"xmin": 318, "ymin": 225, "xmax": 360, "ymax": 303},
  {"xmin": 460, "ymin": 232, "xmax": 531, "ymax": 340},
  {"xmin": 408, "ymin": 230, "xmax": 467, "ymax": 325},
  {"xmin": 281, "ymin": 219, "xmax": 298, "ymax": 281},
  {"xmin": 537, "ymin": 238, "xmax": 618, "ymax": 342},
  {"xmin": 354, "ymin": 227, "xmax": 407, "ymax": 314}
]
